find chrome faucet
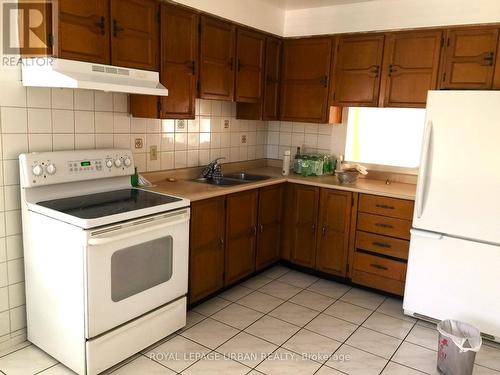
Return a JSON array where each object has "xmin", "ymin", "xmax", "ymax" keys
[{"xmin": 200, "ymin": 157, "xmax": 225, "ymax": 179}]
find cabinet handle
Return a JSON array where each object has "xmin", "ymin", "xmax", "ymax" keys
[
  {"xmin": 95, "ymin": 16, "xmax": 105, "ymax": 35},
  {"xmin": 311, "ymin": 223, "xmax": 316, "ymax": 233},
  {"xmin": 322, "ymin": 225, "xmax": 327, "ymax": 236},
  {"xmin": 483, "ymin": 52, "xmax": 495, "ymax": 66},
  {"xmin": 113, "ymin": 19, "xmax": 125, "ymax": 37},
  {"xmin": 219, "ymin": 237, "xmax": 224, "ymax": 247},
  {"xmin": 252, "ymin": 225, "xmax": 257, "ymax": 236},
  {"xmin": 188, "ymin": 60, "xmax": 196, "ymax": 75},
  {"xmin": 228, "ymin": 57, "xmax": 234, "ymax": 70},
  {"xmin": 370, "ymin": 263, "xmax": 388, "ymax": 271},
  {"xmin": 319, "ymin": 75, "xmax": 328, "ymax": 88},
  {"xmin": 375, "ymin": 223, "xmax": 393, "ymax": 229},
  {"xmin": 368, "ymin": 65, "xmax": 380, "ymax": 78},
  {"xmin": 372, "ymin": 241, "xmax": 391, "ymax": 249},
  {"xmin": 376, "ymin": 204, "xmax": 395, "ymax": 210},
  {"xmin": 388, "ymin": 64, "xmax": 399, "ymax": 77},
  {"xmin": 259, "ymin": 224, "xmax": 264, "ymax": 233}
]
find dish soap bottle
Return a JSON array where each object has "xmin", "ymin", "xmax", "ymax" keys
[{"xmin": 282, "ymin": 150, "xmax": 291, "ymax": 176}]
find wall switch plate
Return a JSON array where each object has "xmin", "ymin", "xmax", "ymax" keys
[
  {"xmin": 135, "ymin": 138, "xmax": 143, "ymax": 149},
  {"xmin": 150, "ymin": 145, "xmax": 158, "ymax": 161},
  {"xmin": 224, "ymin": 119, "xmax": 230, "ymax": 129},
  {"xmin": 241, "ymin": 135, "xmax": 247, "ymax": 144}
]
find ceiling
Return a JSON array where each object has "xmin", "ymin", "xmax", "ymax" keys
[{"xmin": 265, "ymin": 0, "xmax": 378, "ymax": 10}]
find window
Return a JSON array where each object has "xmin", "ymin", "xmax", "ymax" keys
[{"xmin": 345, "ymin": 107, "xmax": 426, "ymax": 169}]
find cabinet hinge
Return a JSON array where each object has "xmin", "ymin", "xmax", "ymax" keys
[
  {"xmin": 157, "ymin": 98, "xmax": 162, "ymax": 117},
  {"xmin": 440, "ymin": 37, "xmax": 444, "ymax": 48},
  {"xmin": 157, "ymin": 10, "xmax": 161, "ymax": 23},
  {"xmin": 47, "ymin": 33, "xmax": 54, "ymax": 47},
  {"xmin": 196, "ymin": 81, "xmax": 200, "ymax": 93},
  {"xmin": 198, "ymin": 22, "xmax": 202, "ymax": 34}
]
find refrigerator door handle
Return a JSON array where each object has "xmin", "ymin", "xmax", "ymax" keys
[
  {"xmin": 410, "ymin": 228, "xmax": 443, "ymax": 240},
  {"xmin": 416, "ymin": 121, "xmax": 433, "ymax": 218}
]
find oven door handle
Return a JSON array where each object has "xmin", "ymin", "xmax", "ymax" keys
[{"xmin": 88, "ymin": 211, "xmax": 189, "ymax": 246}]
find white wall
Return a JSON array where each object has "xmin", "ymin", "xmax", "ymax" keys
[
  {"xmin": 284, "ymin": 0, "xmax": 500, "ymax": 36},
  {"xmin": 173, "ymin": 0, "xmax": 285, "ymax": 35}
]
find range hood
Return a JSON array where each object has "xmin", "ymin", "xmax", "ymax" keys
[{"xmin": 21, "ymin": 57, "xmax": 168, "ymax": 96}]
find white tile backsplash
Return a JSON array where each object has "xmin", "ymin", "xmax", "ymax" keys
[
  {"xmin": 1, "ymin": 108, "xmax": 27, "ymax": 133},
  {"xmin": 27, "ymin": 108, "xmax": 52, "ymax": 133}
]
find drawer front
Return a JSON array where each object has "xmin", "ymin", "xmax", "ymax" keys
[
  {"xmin": 356, "ymin": 231, "xmax": 409, "ymax": 260},
  {"xmin": 351, "ymin": 269, "xmax": 405, "ymax": 296},
  {"xmin": 357, "ymin": 212, "xmax": 411, "ymax": 240},
  {"xmin": 353, "ymin": 252, "xmax": 406, "ymax": 281},
  {"xmin": 359, "ymin": 194, "xmax": 414, "ymax": 220}
]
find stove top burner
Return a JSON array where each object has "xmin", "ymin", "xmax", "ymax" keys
[{"xmin": 37, "ymin": 189, "xmax": 182, "ymax": 219}]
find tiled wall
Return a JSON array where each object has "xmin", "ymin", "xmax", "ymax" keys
[{"xmin": 0, "ymin": 76, "xmax": 267, "ymax": 349}]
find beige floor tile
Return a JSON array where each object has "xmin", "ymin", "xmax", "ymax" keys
[
  {"xmin": 277, "ymin": 270, "xmax": 319, "ymax": 288},
  {"xmin": 0, "ymin": 345, "xmax": 57, "ymax": 375},
  {"xmin": 241, "ymin": 275, "xmax": 274, "ymax": 289},
  {"xmin": 245, "ymin": 316, "xmax": 300, "ymax": 346},
  {"xmin": 218, "ymin": 285, "xmax": 254, "ymax": 302},
  {"xmin": 392, "ymin": 342, "xmax": 439, "ymax": 374},
  {"xmin": 283, "ymin": 329, "xmax": 342, "ymax": 364},
  {"xmin": 305, "ymin": 313, "xmax": 358, "ymax": 342},
  {"xmin": 38, "ymin": 363, "xmax": 77, "ymax": 374},
  {"xmin": 182, "ymin": 352, "xmax": 250, "ymax": 375},
  {"xmin": 363, "ymin": 312, "xmax": 415, "ymax": 339},
  {"xmin": 146, "ymin": 335, "xmax": 211, "ymax": 372},
  {"xmin": 382, "ymin": 362, "xmax": 426, "ymax": 374},
  {"xmin": 476, "ymin": 343, "xmax": 500, "ymax": 371},
  {"xmin": 289, "ymin": 290, "xmax": 335, "ymax": 312},
  {"xmin": 324, "ymin": 300, "xmax": 373, "ymax": 325},
  {"xmin": 216, "ymin": 332, "xmax": 277, "ymax": 367},
  {"xmin": 256, "ymin": 348, "xmax": 322, "ymax": 375},
  {"xmin": 307, "ymin": 279, "xmax": 351, "ymax": 299},
  {"xmin": 269, "ymin": 301, "xmax": 319, "ymax": 326},
  {"xmin": 181, "ymin": 318, "xmax": 239, "ymax": 349},
  {"xmin": 211, "ymin": 303, "xmax": 263, "ymax": 329},
  {"xmin": 237, "ymin": 291, "xmax": 284, "ymax": 313},
  {"xmin": 346, "ymin": 327, "xmax": 402, "ymax": 359},
  {"xmin": 113, "ymin": 356, "xmax": 175, "ymax": 374},
  {"xmin": 315, "ymin": 366, "xmax": 346, "ymax": 374},
  {"xmin": 326, "ymin": 344, "xmax": 388, "ymax": 375},
  {"xmin": 260, "ymin": 265, "xmax": 291, "ymax": 279},
  {"xmin": 181, "ymin": 311, "xmax": 205, "ymax": 331},
  {"xmin": 416, "ymin": 320, "xmax": 438, "ymax": 330},
  {"xmin": 192, "ymin": 297, "xmax": 231, "ymax": 316},
  {"xmin": 258, "ymin": 280, "xmax": 302, "ymax": 300},
  {"xmin": 405, "ymin": 325, "xmax": 438, "ymax": 351},
  {"xmin": 377, "ymin": 298, "xmax": 417, "ymax": 323},
  {"xmin": 340, "ymin": 288, "xmax": 386, "ymax": 310},
  {"xmin": 473, "ymin": 365, "xmax": 500, "ymax": 374}
]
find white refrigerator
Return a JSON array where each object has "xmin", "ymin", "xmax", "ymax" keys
[{"xmin": 403, "ymin": 91, "xmax": 500, "ymax": 342}]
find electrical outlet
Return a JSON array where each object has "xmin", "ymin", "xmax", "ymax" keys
[
  {"xmin": 224, "ymin": 119, "xmax": 230, "ymax": 129},
  {"xmin": 241, "ymin": 135, "xmax": 247, "ymax": 144},
  {"xmin": 176, "ymin": 120, "xmax": 186, "ymax": 130},
  {"xmin": 134, "ymin": 138, "xmax": 143, "ymax": 149},
  {"xmin": 150, "ymin": 145, "xmax": 158, "ymax": 161}
]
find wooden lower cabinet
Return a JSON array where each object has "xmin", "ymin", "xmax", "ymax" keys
[
  {"xmin": 256, "ymin": 184, "xmax": 284, "ymax": 270},
  {"xmin": 224, "ymin": 190, "xmax": 259, "ymax": 286},
  {"xmin": 315, "ymin": 189, "xmax": 353, "ymax": 277},
  {"xmin": 188, "ymin": 196, "xmax": 225, "ymax": 304}
]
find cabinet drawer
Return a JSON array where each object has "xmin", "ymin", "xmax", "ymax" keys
[
  {"xmin": 357, "ymin": 212, "xmax": 411, "ymax": 240},
  {"xmin": 359, "ymin": 194, "xmax": 414, "ymax": 220},
  {"xmin": 353, "ymin": 252, "xmax": 406, "ymax": 281},
  {"xmin": 356, "ymin": 231, "xmax": 409, "ymax": 260},
  {"xmin": 351, "ymin": 269, "xmax": 405, "ymax": 296}
]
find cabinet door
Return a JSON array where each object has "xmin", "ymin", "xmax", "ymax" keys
[
  {"xmin": 291, "ymin": 184, "xmax": 320, "ymax": 268},
  {"xmin": 199, "ymin": 16, "xmax": 236, "ymax": 101},
  {"xmin": 235, "ymin": 29, "xmax": 266, "ymax": 103},
  {"xmin": 263, "ymin": 37, "xmax": 282, "ymax": 120},
  {"xmin": 256, "ymin": 184, "xmax": 284, "ymax": 270},
  {"xmin": 280, "ymin": 183, "xmax": 294, "ymax": 261},
  {"xmin": 189, "ymin": 197, "xmax": 225, "ymax": 304},
  {"xmin": 110, "ymin": 0, "xmax": 159, "ymax": 70},
  {"xmin": 494, "ymin": 36, "xmax": 500, "ymax": 89},
  {"xmin": 441, "ymin": 28, "xmax": 499, "ymax": 89},
  {"xmin": 56, "ymin": 0, "xmax": 110, "ymax": 64},
  {"xmin": 316, "ymin": 189, "xmax": 352, "ymax": 277},
  {"xmin": 381, "ymin": 31, "xmax": 443, "ymax": 108},
  {"xmin": 280, "ymin": 38, "xmax": 332, "ymax": 123},
  {"xmin": 332, "ymin": 35, "xmax": 385, "ymax": 106},
  {"xmin": 225, "ymin": 190, "xmax": 258, "ymax": 285}
]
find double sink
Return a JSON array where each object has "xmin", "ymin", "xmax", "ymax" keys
[{"xmin": 193, "ymin": 172, "xmax": 271, "ymax": 186}]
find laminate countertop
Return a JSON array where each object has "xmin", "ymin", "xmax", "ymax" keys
[{"xmin": 146, "ymin": 167, "xmax": 416, "ymax": 202}]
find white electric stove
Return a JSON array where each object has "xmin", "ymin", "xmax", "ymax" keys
[{"xmin": 19, "ymin": 149, "xmax": 190, "ymax": 375}]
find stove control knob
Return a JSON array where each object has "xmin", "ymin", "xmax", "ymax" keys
[
  {"xmin": 114, "ymin": 158, "xmax": 122, "ymax": 168},
  {"xmin": 123, "ymin": 157, "xmax": 132, "ymax": 167},
  {"xmin": 105, "ymin": 159, "xmax": 113, "ymax": 168},
  {"xmin": 32, "ymin": 165, "xmax": 43, "ymax": 176},
  {"xmin": 46, "ymin": 163, "xmax": 56, "ymax": 175}
]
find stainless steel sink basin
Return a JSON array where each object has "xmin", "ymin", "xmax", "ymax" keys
[{"xmin": 192, "ymin": 173, "xmax": 270, "ymax": 186}]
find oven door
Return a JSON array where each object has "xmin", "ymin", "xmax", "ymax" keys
[{"xmin": 85, "ymin": 208, "xmax": 190, "ymax": 338}]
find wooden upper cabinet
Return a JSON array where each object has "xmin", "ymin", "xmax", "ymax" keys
[
  {"xmin": 189, "ymin": 197, "xmax": 225, "ymax": 304},
  {"xmin": 494, "ymin": 36, "xmax": 500, "ymax": 89},
  {"xmin": 290, "ymin": 184, "xmax": 320, "ymax": 268},
  {"xmin": 332, "ymin": 34, "xmax": 385, "ymax": 106},
  {"xmin": 224, "ymin": 190, "xmax": 258, "ymax": 286},
  {"xmin": 56, "ymin": 0, "xmax": 110, "ymax": 64},
  {"xmin": 235, "ymin": 29, "xmax": 266, "ymax": 103},
  {"xmin": 280, "ymin": 37, "xmax": 333, "ymax": 123},
  {"xmin": 110, "ymin": 0, "xmax": 159, "ymax": 71},
  {"xmin": 441, "ymin": 28, "xmax": 499, "ymax": 89},
  {"xmin": 256, "ymin": 184, "xmax": 284, "ymax": 270},
  {"xmin": 380, "ymin": 30, "xmax": 443, "ymax": 108},
  {"xmin": 263, "ymin": 37, "xmax": 282, "ymax": 120},
  {"xmin": 199, "ymin": 16, "xmax": 236, "ymax": 100},
  {"xmin": 315, "ymin": 189, "xmax": 352, "ymax": 277}
]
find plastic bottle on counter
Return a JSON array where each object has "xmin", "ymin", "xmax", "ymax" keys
[{"xmin": 282, "ymin": 150, "xmax": 291, "ymax": 176}]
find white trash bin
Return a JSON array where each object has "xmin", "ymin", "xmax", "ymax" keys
[{"xmin": 437, "ymin": 319, "xmax": 482, "ymax": 375}]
